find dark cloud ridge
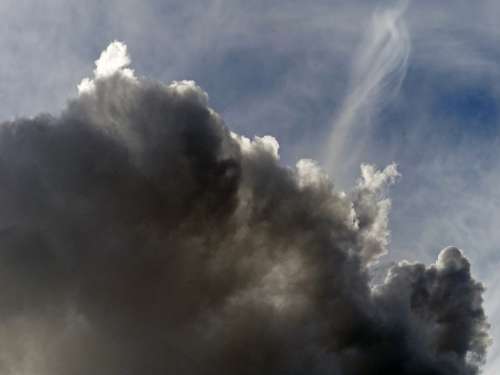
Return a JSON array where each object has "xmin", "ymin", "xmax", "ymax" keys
[{"xmin": 0, "ymin": 43, "xmax": 490, "ymax": 375}]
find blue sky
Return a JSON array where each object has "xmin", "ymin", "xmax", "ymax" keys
[{"xmin": 1, "ymin": 0, "xmax": 500, "ymax": 372}]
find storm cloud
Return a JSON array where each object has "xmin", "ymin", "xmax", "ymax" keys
[{"xmin": 0, "ymin": 42, "xmax": 490, "ymax": 374}]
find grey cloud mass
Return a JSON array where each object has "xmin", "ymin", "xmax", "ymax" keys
[{"xmin": 0, "ymin": 43, "xmax": 490, "ymax": 374}]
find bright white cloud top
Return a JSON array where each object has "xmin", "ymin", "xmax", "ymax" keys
[{"xmin": 78, "ymin": 40, "xmax": 136, "ymax": 94}]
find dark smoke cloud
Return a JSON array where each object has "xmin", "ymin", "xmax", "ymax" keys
[{"xmin": 0, "ymin": 42, "xmax": 490, "ymax": 374}]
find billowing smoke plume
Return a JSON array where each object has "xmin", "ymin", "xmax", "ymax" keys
[{"xmin": 0, "ymin": 42, "xmax": 489, "ymax": 374}]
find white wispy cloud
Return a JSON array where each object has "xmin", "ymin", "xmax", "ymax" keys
[{"xmin": 325, "ymin": 0, "xmax": 410, "ymax": 176}]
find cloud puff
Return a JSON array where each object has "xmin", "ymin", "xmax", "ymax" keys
[
  {"xmin": 78, "ymin": 40, "xmax": 136, "ymax": 94},
  {"xmin": 0, "ymin": 42, "xmax": 489, "ymax": 374}
]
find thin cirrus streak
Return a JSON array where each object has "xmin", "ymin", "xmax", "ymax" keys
[{"xmin": 325, "ymin": 0, "xmax": 410, "ymax": 175}]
